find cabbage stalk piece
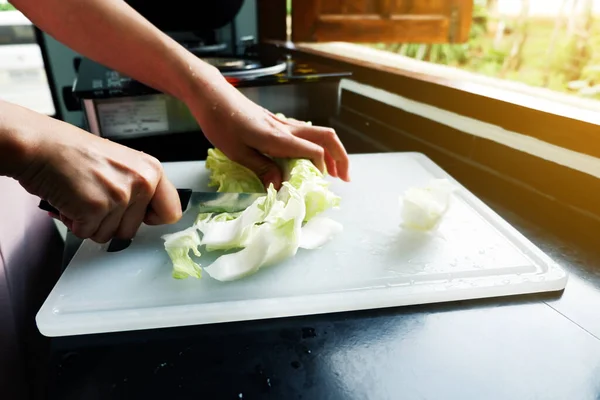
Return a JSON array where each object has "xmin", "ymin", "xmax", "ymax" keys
[
  {"xmin": 204, "ymin": 183, "xmax": 305, "ymax": 281},
  {"xmin": 196, "ymin": 186, "xmax": 275, "ymax": 251},
  {"xmin": 298, "ymin": 216, "xmax": 344, "ymax": 250},
  {"xmin": 278, "ymin": 158, "xmax": 341, "ymax": 222},
  {"xmin": 162, "ymin": 227, "xmax": 203, "ymax": 279},
  {"xmin": 399, "ymin": 179, "xmax": 454, "ymax": 231}
]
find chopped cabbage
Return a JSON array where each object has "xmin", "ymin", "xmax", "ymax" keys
[
  {"xmin": 162, "ymin": 227, "xmax": 203, "ymax": 279},
  {"xmin": 278, "ymin": 158, "xmax": 340, "ymax": 222},
  {"xmin": 399, "ymin": 179, "xmax": 454, "ymax": 231},
  {"xmin": 196, "ymin": 185, "xmax": 275, "ymax": 251},
  {"xmin": 204, "ymin": 183, "xmax": 306, "ymax": 281},
  {"xmin": 299, "ymin": 216, "xmax": 344, "ymax": 250},
  {"xmin": 205, "ymin": 148, "xmax": 265, "ymax": 193},
  {"xmin": 162, "ymin": 113, "xmax": 343, "ymax": 281}
]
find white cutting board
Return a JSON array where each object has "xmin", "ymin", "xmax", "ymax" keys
[{"xmin": 36, "ymin": 152, "xmax": 567, "ymax": 337}]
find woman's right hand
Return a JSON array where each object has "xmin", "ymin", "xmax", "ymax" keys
[{"xmin": 2, "ymin": 101, "xmax": 182, "ymax": 243}]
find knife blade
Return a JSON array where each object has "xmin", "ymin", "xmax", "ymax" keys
[
  {"xmin": 186, "ymin": 191, "xmax": 266, "ymax": 214},
  {"xmin": 38, "ymin": 189, "xmax": 266, "ymax": 252}
]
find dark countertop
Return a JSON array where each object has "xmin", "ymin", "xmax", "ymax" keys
[{"xmin": 40, "ymin": 197, "xmax": 600, "ymax": 400}]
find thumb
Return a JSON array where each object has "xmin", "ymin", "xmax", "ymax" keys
[
  {"xmin": 144, "ymin": 175, "xmax": 182, "ymax": 225},
  {"xmin": 239, "ymin": 149, "xmax": 282, "ymax": 190}
]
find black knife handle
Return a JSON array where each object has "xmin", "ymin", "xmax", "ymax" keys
[
  {"xmin": 38, "ymin": 188, "xmax": 193, "ymax": 218},
  {"xmin": 38, "ymin": 199, "xmax": 60, "ymax": 215}
]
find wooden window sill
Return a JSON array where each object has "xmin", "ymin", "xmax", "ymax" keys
[
  {"xmin": 268, "ymin": 40, "xmax": 600, "ymax": 162},
  {"xmin": 295, "ymin": 42, "xmax": 600, "ymax": 121}
]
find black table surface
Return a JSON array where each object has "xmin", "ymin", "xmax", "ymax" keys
[{"xmin": 43, "ymin": 200, "xmax": 600, "ymax": 400}]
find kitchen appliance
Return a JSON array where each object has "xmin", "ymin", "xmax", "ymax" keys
[
  {"xmin": 35, "ymin": 152, "xmax": 568, "ymax": 337},
  {"xmin": 70, "ymin": 0, "xmax": 352, "ymax": 161},
  {"xmin": 73, "ymin": 54, "xmax": 349, "ymax": 139}
]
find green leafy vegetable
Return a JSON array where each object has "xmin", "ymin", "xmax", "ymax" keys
[
  {"xmin": 162, "ymin": 227, "xmax": 203, "ymax": 279},
  {"xmin": 204, "ymin": 183, "xmax": 306, "ymax": 281},
  {"xmin": 196, "ymin": 185, "xmax": 276, "ymax": 251},
  {"xmin": 279, "ymin": 158, "xmax": 341, "ymax": 222},
  {"xmin": 205, "ymin": 148, "xmax": 265, "ymax": 193},
  {"xmin": 162, "ymin": 114, "xmax": 343, "ymax": 281}
]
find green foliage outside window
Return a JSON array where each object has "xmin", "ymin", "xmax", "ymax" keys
[{"xmin": 363, "ymin": 0, "xmax": 600, "ymax": 100}]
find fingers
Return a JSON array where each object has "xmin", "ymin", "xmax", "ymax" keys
[
  {"xmin": 144, "ymin": 175, "xmax": 182, "ymax": 225},
  {"xmin": 59, "ymin": 214, "xmax": 73, "ymax": 231},
  {"xmin": 115, "ymin": 200, "xmax": 149, "ymax": 239},
  {"xmin": 235, "ymin": 147, "xmax": 283, "ymax": 190},
  {"xmin": 114, "ymin": 176, "xmax": 156, "ymax": 238},
  {"xmin": 68, "ymin": 194, "xmax": 124, "ymax": 241},
  {"xmin": 325, "ymin": 151, "xmax": 338, "ymax": 178},
  {"xmin": 91, "ymin": 207, "xmax": 126, "ymax": 243},
  {"xmin": 290, "ymin": 125, "xmax": 350, "ymax": 182},
  {"xmin": 70, "ymin": 209, "xmax": 103, "ymax": 240}
]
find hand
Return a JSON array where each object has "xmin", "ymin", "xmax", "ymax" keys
[
  {"xmin": 15, "ymin": 116, "xmax": 182, "ymax": 243},
  {"xmin": 187, "ymin": 66, "xmax": 351, "ymax": 189}
]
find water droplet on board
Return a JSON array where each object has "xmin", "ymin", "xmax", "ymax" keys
[{"xmin": 301, "ymin": 327, "xmax": 316, "ymax": 339}]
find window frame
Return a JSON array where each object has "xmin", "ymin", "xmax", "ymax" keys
[
  {"xmin": 264, "ymin": 39, "xmax": 600, "ymax": 160},
  {"xmin": 256, "ymin": 1, "xmax": 600, "ymax": 160}
]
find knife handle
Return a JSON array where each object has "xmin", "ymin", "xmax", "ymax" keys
[{"xmin": 38, "ymin": 188, "xmax": 193, "ymax": 218}]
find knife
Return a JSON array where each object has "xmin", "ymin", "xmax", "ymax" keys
[{"xmin": 38, "ymin": 189, "xmax": 265, "ymax": 252}]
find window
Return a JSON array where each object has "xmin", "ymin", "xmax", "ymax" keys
[
  {"xmin": 285, "ymin": 0, "xmax": 600, "ymax": 113},
  {"xmin": 0, "ymin": 3, "xmax": 55, "ymax": 116},
  {"xmin": 290, "ymin": 0, "xmax": 473, "ymax": 43}
]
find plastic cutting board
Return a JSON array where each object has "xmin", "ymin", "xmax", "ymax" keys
[{"xmin": 36, "ymin": 152, "xmax": 568, "ymax": 337}]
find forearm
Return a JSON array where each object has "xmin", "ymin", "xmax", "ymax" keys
[
  {"xmin": 11, "ymin": 0, "xmax": 219, "ymax": 102},
  {"xmin": 0, "ymin": 100, "xmax": 40, "ymax": 179}
]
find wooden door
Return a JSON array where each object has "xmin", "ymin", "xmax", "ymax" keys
[{"xmin": 291, "ymin": 0, "xmax": 473, "ymax": 43}]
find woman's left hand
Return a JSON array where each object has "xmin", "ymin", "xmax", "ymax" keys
[{"xmin": 185, "ymin": 64, "xmax": 351, "ymax": 190}]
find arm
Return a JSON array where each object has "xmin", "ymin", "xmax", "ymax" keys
[
  {"xmin": 10, "ymin": 0, "xmax": 211, "ymax": 103},
  {"xmin": 0, "ymin": 99, "xmax": 181, "ymax": 242},
  {"xmin": 0, "ymin": 102, "xmax": 33, "ymax": 179},
  {"xmin": 12, "ymin": 0, "xmax": 349, "ymax": 188}
]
